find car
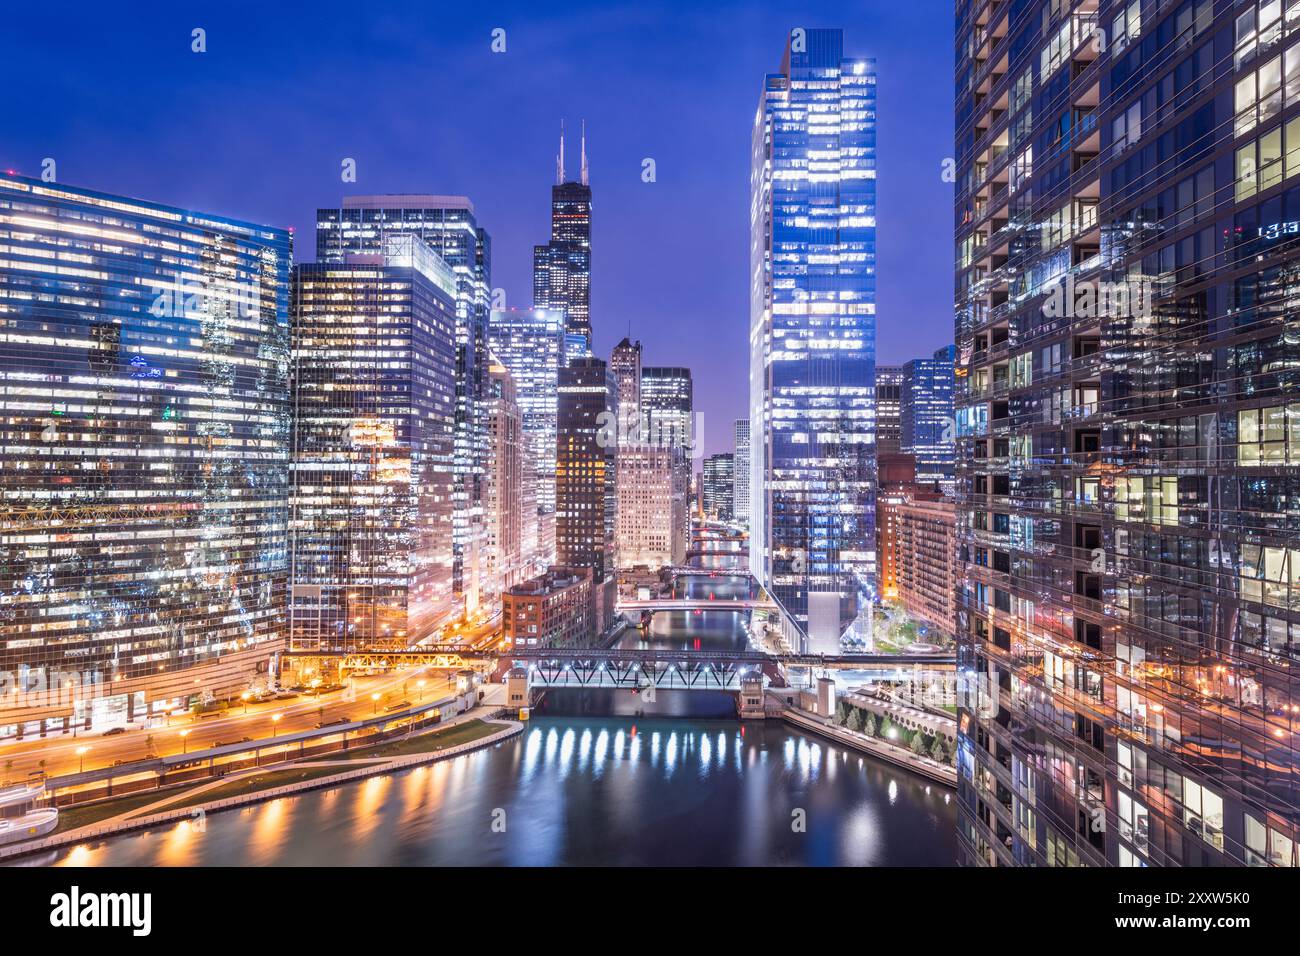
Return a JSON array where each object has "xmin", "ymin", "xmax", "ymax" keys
[
  {"xmin": 315, "ymin": 717, "xmax": 349, "ymax": 729},
  {"xmin": 102, "ymin": 726, "xmax": 127, "ymax": 736},
  {"xmin": 213, "ymin": 737, "xmax": 253, "ymax": 747}
]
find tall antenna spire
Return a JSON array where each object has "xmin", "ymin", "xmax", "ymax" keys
[
  {"xmin": 557, "ymin": 120, "xmax": 566, "ymax": 185},
  {"xmin": 581, "ymin": 120, "xmax": 589, "ymax": 186}
]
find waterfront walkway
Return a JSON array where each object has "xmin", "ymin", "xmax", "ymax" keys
[
  {"xmin": 0, "ymin": 710, "xmax": 523, "ymax": 862},
  {"xmin": 780, "ymin": 706, "xmax": 957, "ymax": 788}
]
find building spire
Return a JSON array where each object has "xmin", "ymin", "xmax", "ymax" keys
[
  {"xmin": 557, "ymin": 120, "xmax": 566, "ymax": 185},
  {"xmin": 581, "ymin": 120, "xmax": 589, "ymax": 186}
]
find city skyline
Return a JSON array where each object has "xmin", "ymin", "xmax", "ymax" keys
[{"xmin": 0, "ymin": 0, "xmax": 955, "ymax": 456}]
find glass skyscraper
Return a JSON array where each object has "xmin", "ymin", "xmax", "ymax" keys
[
  {"xmin": 488, "ymin": 307, "xmax": 565, "ymax": 527},
  {"xmin": 733, "ymin": 418, "xmax": 751, "ymax": 528},
  {"xmin": 901, "ymin": 344, "xmax": 956, "ymax": 494},
  {"xmin": 289, "ymin": 236, "xmax": 458, "ymax": 652},
  {"xmin": 750, "ymin": 28, "xmax": 878, "ymax": 651},
  {"xmin": 534, "ymin": 128, "xmax": 593, "ymax": 353},
  {"xmin": 955, "ymin": 0, "xmax": 1300, "ymax": 867},
  {"xmin": 0, "ymin": 173, "xmax": 291, "ymax": 737},
  {"xmin": 316, "ymin": 196, "xmax": 492, "ymax": 609}
]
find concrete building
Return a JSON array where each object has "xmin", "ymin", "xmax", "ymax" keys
[
  {"xmin": 502, "ymin": 566, "xmax": 594, "ymax": 649},
  {"xmin": 616, "ymin": 444, "xmax": 688, "ymax": 569}
]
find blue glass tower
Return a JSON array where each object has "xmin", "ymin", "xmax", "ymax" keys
[
  {"xmin": 901, "ymin": 344, "xmax": 956, "ymax": 494},
  {"xmin": 750, "ymin": 28, "xmax": 878, "ymax": 651}
]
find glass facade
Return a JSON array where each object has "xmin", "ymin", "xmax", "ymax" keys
[
  {"xmin": 955, "ymin": 0, "xmax": 1300, "ymax": 866},
  {"xmin": 750, "ymin": 28, "xmax": 879, "ymax": 650},
  {"xmin": 901, "ymin": 344, "xmax": 956, "ymax": 494},
  {"xmin": 289, "ymin": 237, "xmax": 458, "ymax": 651},
  {"xmin": 876, "ymin": 364, "xmax": 904, "ymax": 455},
  {"xmin": 534, "ymin": 178, "xmax": 593, "ymax": 350},
  {"xmin": 488, "ymin": 307, "xmax": 565, "ymax": 532},
  {"xmin": 703, "ymin": 453, "xmax": 734, "ymax": 521},
  {"xmin": 733, "ymin": 417, "xmax": 751, "ymax": 528},
  {"xmin": 316, "ymin": 196, "xmax": 491, "ymax": 608},
  {"xmin": 0, "ymin": 173, "xmax": 291, "ymax": 736}
]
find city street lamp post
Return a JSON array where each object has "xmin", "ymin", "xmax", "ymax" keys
[
  {"xmin": 76, "ymin": 746, "xmax": 90, "ymax": 773},
  {"xmin": 180, "ymin": 729, "xmax": 190, "ymax": 755}
]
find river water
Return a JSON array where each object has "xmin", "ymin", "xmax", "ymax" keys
[{"xmin": 24, "ymin": 530, "xmax": 957, "ymax": 866}]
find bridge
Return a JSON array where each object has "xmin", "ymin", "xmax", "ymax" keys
[
  {"xmin": 615, "ymin": 597, "xmax": 777, "ymax": 613},
  {"xmin": 504, "ymin": 648, "xmax": 771, "ymax": 690}
]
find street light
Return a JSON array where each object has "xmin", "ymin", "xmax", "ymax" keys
[
  {"xmin": 75, "ymin": 746, "xmax": 90, "ymax": 773},
  {"xmin": 417, "ymin": 679, "xmax": 427, "ymax": 701},
  {"xmin": 241, "ymin": 691, "xmax": 251, "ymax": 714},
  {"xmin": 371, "ymin": 692, "xmax": 380, "ymax": 715},
  {"xmin": 179, "ymin": 729, "xmax": 190, "ymax": 754}
]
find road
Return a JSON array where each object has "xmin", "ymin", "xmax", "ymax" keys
[{"xmin": 0, "ymin": 670, "xmax": 460, "ymax": 782}]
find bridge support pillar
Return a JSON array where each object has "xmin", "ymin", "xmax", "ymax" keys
[
  {"xmin": 737, "ymin": 675, "xmax": 765, "ymax": 719},
  {"xmin": 505, "ymin": 668, "xmax": 531, "ymax": 719}
]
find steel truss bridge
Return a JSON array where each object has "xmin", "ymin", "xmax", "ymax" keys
[
  {"xmin": 505, "ymin": 648, "xmax": 769, "ymax": 690},
  {"xmin": 615, "ymin": 597, "xmax": 777, "ymax": 613}
]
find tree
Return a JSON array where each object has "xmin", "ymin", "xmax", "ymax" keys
[
  {"xmin": 911, "ymin": 732, "xmax": 929, "ymax": 756},
  {"xmin": 863, "ymin": 713, "xmax": 878, "ymax": 738},
  {"xmin": 879, "ymin": 717, "xmax": 894, "ymax": 741},
  {"xmin": 930, "ymin": 737, "xmax": 947, "ymax": 763},
  {"xmin": 836, "ymin": 700, "xmax": 851, "ymax": 725},
  {"xmin": 845, "ymin": 708, "xmax": 864, "ymax": 733}
]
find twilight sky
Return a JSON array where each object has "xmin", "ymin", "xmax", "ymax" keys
[{"xmin": 3, "ymin": 0, "xmax": 954, "ymax": 455}]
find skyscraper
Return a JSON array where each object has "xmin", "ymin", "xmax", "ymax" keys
[
  {"xmin": 485, "ymin": 358, "xmax": 528, "ymax": 602},
  {"xmin": 556, "ymin": 357, "xmax": 618, "ymax": 635},
  {"xmin": 488, "ymin": 307, "xmax": 565, "ymax": 565},
  {"xmin": 615, "ymin": 443, "xmax": 687, "ymax": 569},
  {"xmin": 901, "ymin": 345, "xmax": 955, "ymax": 494},
  {"xmin": 640, "ymin": 366, "xmax": 694, "ymax": 554},
  {"xmin": 316, "ymin": 195, "xmax": 492, "ymax": 613},
  {"xmin": 733, "ymin": 418, "xmax": 751, "ymax": 529},
  {"xmin": 750, "ymin": 28, "xmax": 878, "ymax": 651},
  {"xmin": 610, "ymin": 336, "xmax": 642, "ymax": 440},
  {"xmin": 289, "ymin": 236, "xmax": 458, "ymax": 651},
  {"xmin": 0, "ymin": 173, "xmax": 291, "ymax": 736},
  {"xmin": 703, "ymin": 453, "xmax": 734, "ymax": 522},
  {"xmin": 535, "ymin": 124, "xmax": 593, "ymax": 354},
  {"xmin": 876, "ymin": 365, "xmax": 904, "ymax": 456},
  {"xmin": 954, "ymin": 0, "xmax": 1299, "ymax": 867}
]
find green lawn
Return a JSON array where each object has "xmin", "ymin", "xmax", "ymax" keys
[
  {"xmin": 129, "ymin": 765, "xmax": 359, "ymax": 816},
  {"xmin": 54, "ymin": 783, "xmax": 206, "ymax": 833},
  {"xmin": 332, "ymin": 719, "xmax": 502, "ymax": 760}
]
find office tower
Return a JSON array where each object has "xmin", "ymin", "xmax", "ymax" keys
[
  {"xmin": 733, "ymin": 418, "xmax": 751, "ymax": 528},
  {"xmin": 750, "ymin": 28, "xmax": 878, "ymax": 651},
  {"xmin": 703, "ymin": 453, "xmax": 735, "ymax": 521},
  {"xmin": 0, "ymin": 173, "xmax": 291, "ymax": 736},
  {"xmin": 616, "ymin": 444, "xmax": 688, "ymax": 568},
  {"xmin": 534, "ymin": 124, "xmax": 593, "ymax": 352},
  {"xmin": 954, "ymin": 0, "xmax": 1300, "ymax": 867},
  {"xmin": 488, "ymin": 307, "xmax": 565, "ymax": 563},
  {"xmin": 556, "ymin": 357, "xmax": 618, "ymax": 635},
  {"xmin": 485, "ymin": 358, "xmax": 527, "ymax": 602},
  {"xmin": 610, "ymin": 336, "xmax": 642, "ymax": 440},
  {"xmin": 316, "ymin": 195, "xmax": 492, "ymax": 613},
  {"xmin": 876, "ymin": 365, "xmax": 905, "ymax": 455},
  {"xmin": 640, "ymin": 365, "xmax": 694, "ymax": 554},
  {"xmin": 290, "ymin": 236, "xmax": 458, "ymax": 652},
  {"xmin": 901, "ymin": 345, "xmax": 956, "ymax": 494}
]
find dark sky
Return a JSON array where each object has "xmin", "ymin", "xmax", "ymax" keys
[{"xmin": 3, "ymin": 0, "xmax": 954, "ymax": 455}]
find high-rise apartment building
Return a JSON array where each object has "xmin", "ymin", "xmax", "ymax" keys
[
  {"xmin": 876, "ymin": 365, "xmax": 905, "ymax": 456},
  {"xmin": 557, "ymin": 357, "xmax": 618, "ymax": 636},
  {"xmin": 733, "ymin": 418, "xmax": 751, "ymax": 528},
  {"xmin": 534, "ymin": 126, "xmax": 593, "ymax": 352},
  {"xmin": 0, "ymin": 173, "xmax": 292, "ymax": 737},
  {"xmin": 901, "ymin": 345, "xmax": 956, "ymax": 494},
  {"xmin": 316, "ymin": 195, "xmax": 492, "ymax": 612},
  {"xmin": 954, "ymin": 0, "xmax": 1300, "ymax": 867},
  {"xmin": 750, "ymin": 28, "xmax": 878, "ymax": 651},
  {"xmin": 879, "ymin": 490, "xmax": 957, "ymax": 641},
  {"xmin": 289, "ymin": 236, "xmax": 458, "ymax": 652},
  {"xmin": 488, "ymin": 307, "xmax": 565, "ymax": 562},
  {"xmin": 703, "ymin": 453, "xmax": 735, "ymax": 521}
]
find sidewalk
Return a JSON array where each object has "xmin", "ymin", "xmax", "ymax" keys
[
  {"xmin": 781, "ymin": 706, "xmax": 957, "ymax": 787},
  {"xmin": 0, "ymin": 709, "xmax": 523, "ymax": 862}
]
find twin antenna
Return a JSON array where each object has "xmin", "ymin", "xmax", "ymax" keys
[{"xmin": 556, "ymin": 120, "xmax": 589, "ymax": 186}]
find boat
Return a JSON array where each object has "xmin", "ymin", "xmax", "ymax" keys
[{"xmin": 0, "ymin": 782, "xmax": 59, "ymax": 846}]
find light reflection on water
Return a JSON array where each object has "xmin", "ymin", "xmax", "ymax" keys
[{"xmin": 28, "ymin": 715, "xmax": 956, "ymax": 867}]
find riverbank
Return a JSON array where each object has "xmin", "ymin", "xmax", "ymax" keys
[
  {"xmin": 780, "ymin": 707, "xmax": 957, "ymax": 787},
  {"xmin": 0, "ymin": 712, "xmax": 523, "ymax": 862}
]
